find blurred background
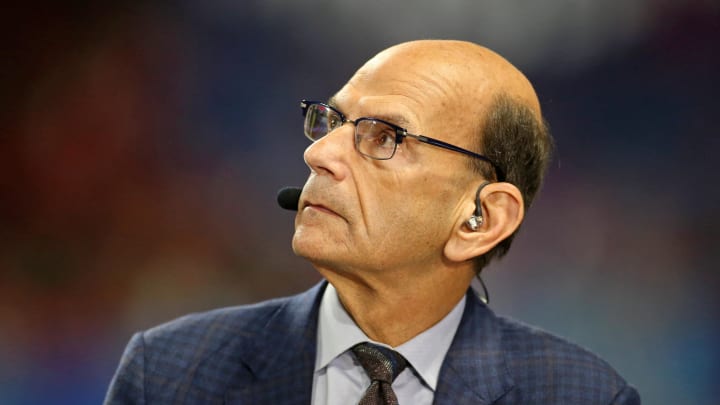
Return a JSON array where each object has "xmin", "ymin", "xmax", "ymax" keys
[{"xmin": 1, "ymin": 1, "xmax": 718, "ymax": 403}]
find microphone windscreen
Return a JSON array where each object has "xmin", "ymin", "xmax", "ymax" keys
[{"xmin": 277, "ymin": 186, "xmax": 302, "ymax": 211}]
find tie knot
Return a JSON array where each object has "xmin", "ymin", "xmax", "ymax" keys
[{"xmin": 351, "ymin": 343, "xmax": 407, "ymax": 384}]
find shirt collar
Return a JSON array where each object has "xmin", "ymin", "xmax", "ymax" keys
[{"xmin": 315, "ymin": 283, "xmax": 466, "ymax": 390}]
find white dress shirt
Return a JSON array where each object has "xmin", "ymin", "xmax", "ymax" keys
[{"xmin": 311, "ymin": 284, "xmax": 466, "ymax": 405}]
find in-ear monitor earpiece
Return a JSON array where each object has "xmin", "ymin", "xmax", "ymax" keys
[{"xmin": 466, "ymin": 181, "xmax": 491, "ymax": 231}]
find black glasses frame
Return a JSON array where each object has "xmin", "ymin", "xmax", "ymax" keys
[{"xmin": 301, "ymin": 100, "xmax": 505, "ymax": 181}]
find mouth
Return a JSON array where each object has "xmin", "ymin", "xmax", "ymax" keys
[
  {"xmin": 301, "ymin": 199, "xmax": 346, "ymax": 220},
  {"xmin": 304, "ymin": 202, "xmax": 337, "ymax": 215}
]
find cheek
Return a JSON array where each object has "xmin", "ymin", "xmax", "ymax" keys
[
  {"xmin": 357, "ymin": 176, "xmax": 405, "ymax": 232},
  {"xmin": 399, "ymin": 179, "xmax": 460, "ymax": 233},
  {"xmin": 363, "ymin": 179, "xmax": 455, "ymax": 242}
]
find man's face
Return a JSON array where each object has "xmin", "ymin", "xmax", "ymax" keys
[{"xmin": 292, "ymin": 50, "xmax": 478, "ymax": 278}]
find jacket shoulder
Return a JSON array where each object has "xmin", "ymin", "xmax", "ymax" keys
[
  {"xmin": 104, "ymin": 291, "xmax": 311, "ymax": 404},
  {"xmin": 139, "ymin": 293, "xmax": 301, "ymax": 379},
  {"xmin": 143, "ymin": 295, "xmax": 288, "ymax": 355},
  {"xmin": 495, "ymin": 315, "xmax": 639, "ymax": 404}
]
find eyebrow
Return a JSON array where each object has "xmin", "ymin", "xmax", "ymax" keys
[
  {"xmin": 326, "ymin": 95, "xmax": 339, "ymax": 108},
  {"xmin": 326, "ymin": 96, "xmax": 413, "ymax": 130}
]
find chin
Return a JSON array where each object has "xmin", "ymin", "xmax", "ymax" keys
[
  {"xmin": 291, "ymin": 232, "xmax": 325, "ymax": 261},
  {"xmin": 292, "ymin": 235, "xmax": 348, "ymax": 272}
]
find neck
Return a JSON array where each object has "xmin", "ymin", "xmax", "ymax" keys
[{"xmin": 320, "ymin": 265, "xmax": 474, "ymax": 347}]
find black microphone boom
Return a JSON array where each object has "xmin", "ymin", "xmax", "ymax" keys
[{"xmin": 277, "ymin": 186, "xmax": 302, "ymax": 211}]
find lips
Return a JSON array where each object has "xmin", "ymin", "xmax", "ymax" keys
[
  {"xmin": 303, "ymin": 201, "xmax": 341, "ymax": 217},
  {"xmin": 300, "ymin": 192, "xmax": 348, "ymax": 222}
]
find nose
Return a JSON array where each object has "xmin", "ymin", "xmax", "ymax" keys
[{"xmin": 303, "ymin": 125, "xmax": 354, "ymax": 180}]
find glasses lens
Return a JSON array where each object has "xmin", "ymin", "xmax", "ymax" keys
[
  {"xmin": 355, "ymin": 119, "xmax": 398, "ymax": 160},
  {"xmin": 304, "ymin": 104, "xmax": 342, "ymax": 141}
]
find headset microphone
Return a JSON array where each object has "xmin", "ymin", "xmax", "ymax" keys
[{"xmin": 277, "ymin": 186, "xmax": 303, "ymax": 211}]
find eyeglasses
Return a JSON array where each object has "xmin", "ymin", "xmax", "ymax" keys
[{"xmin": 301, "ymin": 100, "xmax": 505, "ymax": 181}]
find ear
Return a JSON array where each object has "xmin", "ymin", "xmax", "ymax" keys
[{"xmin": 444, "ymin": 182, "xmax": 525, "ymax": 263}]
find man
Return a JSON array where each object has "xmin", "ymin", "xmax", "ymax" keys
[{"xmin": 105, "ymin": 40, "xmax": 640, "ymax": 404}]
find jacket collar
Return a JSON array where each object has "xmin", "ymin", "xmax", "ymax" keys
[
  {"xmin": 433, "ymin": 289, "xmax": 515, "ymax": 404},
  {"xmin": 224, "ymin": 281, "xmax": 327, "ymax": 405},
  {"xmin": 224, "ymin": 281, "xmax": 514, "ymax": 404}
]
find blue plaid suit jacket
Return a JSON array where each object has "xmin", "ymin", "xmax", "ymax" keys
[{"xmin": 105, "ymin": 281, "xmax": 640, "ymax": 404}]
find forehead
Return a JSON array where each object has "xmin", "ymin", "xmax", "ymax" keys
[
  {"xmin": 328, "ymin": 94, "xmax": 413, "ymax": 129},
  {"xmin": 331, "ymin": 65, "xmax": 475, "ymax": 137}
]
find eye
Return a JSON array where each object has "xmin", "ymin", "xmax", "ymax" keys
[
  {"xmin": 328, "ymin": 114, "xmax": 342, "ymax": 130},
  {"xmin": 373, "ymin": 129, "xmax": 396, "ymax": 148}
]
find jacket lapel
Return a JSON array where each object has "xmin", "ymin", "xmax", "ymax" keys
[
  {"xmin": 434, "ymin": 289, "xmax": 515, "ymax": 404},
  {"xmin": 223, "ymin": 282, "xmax": 514, "ymax": 404},
  {"xmin": 224, "ymin": 281, "xmax": 327, "ymax": 405}
]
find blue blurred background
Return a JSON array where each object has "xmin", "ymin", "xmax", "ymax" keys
[{"xmin": 1, "ymin": 1, "xmax": 718, "ymax": 404}]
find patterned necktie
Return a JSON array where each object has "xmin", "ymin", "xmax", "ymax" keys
[{"xmin": 351, "ymin": 342, "xmax": 408, "ymax": 405}]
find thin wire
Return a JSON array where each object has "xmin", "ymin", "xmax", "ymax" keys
[{"xmin": 476, "ymin": 274, "xmax": 490, "ymax": 304}]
